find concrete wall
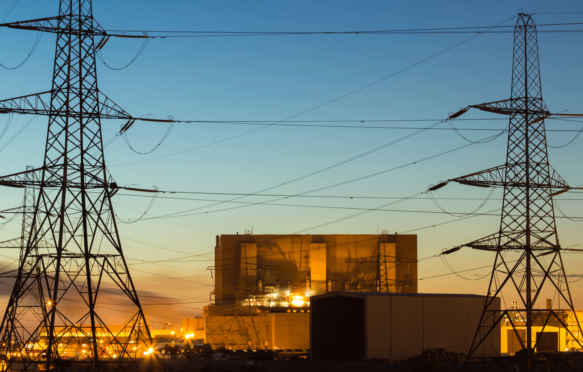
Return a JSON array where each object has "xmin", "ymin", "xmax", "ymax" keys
[
  {"xmin": 205, "ymin": 312, "xmax": 310, "ymax": 350},
  {"xmin": 311, "ymin": 293, "xmax": 500, "ymax": 361},
  {"xmin": 215, "ymin": 234, "xmax": 417, "ymax": 303}
]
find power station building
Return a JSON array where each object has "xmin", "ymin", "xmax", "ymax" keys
[{"xmin": 205, "ymin": 233, "xmax": 418, "ymax": 350}]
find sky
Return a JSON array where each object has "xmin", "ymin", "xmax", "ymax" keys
[{"xmin": 0, "ymin": 0, "xmax": 582, "ymax": 326}]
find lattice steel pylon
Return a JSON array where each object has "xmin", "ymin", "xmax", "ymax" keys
[
  {"xmin": 431, "ymin": 14, "xmax": 583, "ymax": 371},
  {"xmin": 0, "ymin": 167, "xmax": 49, "ymax": 357},
  {"xmin": 0, "ymin": 1, "xmax": 152, "ymax": 370}
]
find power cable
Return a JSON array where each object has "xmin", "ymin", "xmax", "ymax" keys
[
  {"xmin": 103, "ymin": 21, "xmax": 583, "ymax": 38},
  {"xmin": 428, "ymin": 187, "xmax": 495, "ymax": 217},
  {"xmin": 0, "ymin": 0, "xmax": 44, "ymax": 71},
  {"xmin": 157, "ymin": 118, "xmax": 582, "ymax": 132},
  {"xmin": 0, "ymin": 113, "xmax": 13, "ymax": 143},
  {"xmin": 554, "ymin": 200, "xmax": 583, "ymax": 222},
  {"xmin": 447, "ymin": 118, "xmax": 508, "ymax": 143},
  {"xmin": 0, "ymin": 31, "xmax": 43, "ymax": 70},
  {"xmin": 138, "ymin": 117, "xmax": 452, "ymax": 219},
  {"xmin": 111, "ymin": 191, "xmax": 583, "ymax": 202},
  {"xmin": 0, "ymin": 115, "xmax": 37, "ymax": 152},
  {"xmin": 419, "ymin": 260, "xmax": 517, "ymax": 281},
  {"xmin": 114, "ymin": 187, "xmax": 160, "ymax": 224},
  {"xmin": 110, "ymin": 16, "xmax": 515, "ymax": 168},
  {"xmin": 97, "ymin": 34, "xmax": 150, "ymax": 70},
  {"xmin": 121, "ymin": 119, "xmax": 175, "ymax": 154},
  {"xmin": 140, "ymin": 129, "xmax": 504, "ymax": 221},
  {"xmin": 0, "ymin": 0, "xmax": 19, "ymax": 24},
  {"xmin": 547, "ymin": 118, "xmax": 583, "ymax": 148},
  {"xmin": 401, "ymin": 208, "xmax": 502, "ymax": 234}
]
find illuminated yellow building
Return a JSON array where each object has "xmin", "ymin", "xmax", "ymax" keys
[
  {"xmin": 206, "ymin": 233, "xmax": 418, "ymax": 350},
  {"xmin": 500, "ymin": 309, "xmax": 583, "ymax": 355},
  {"xmin": 213, "ymin": 233, "xmax": 418, "ymax": 304}
]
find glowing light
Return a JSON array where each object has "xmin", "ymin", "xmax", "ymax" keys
[
  {"xmin": 171, "ymin": 331, "xmax": 175, "ymax": 335},
  {"xmin": 113, "ymin": 355, "xmax": 117, "ymax": 358},
  {"xmin": 290, "ymin": 294, "xmax": 305, "ymax": 307}
]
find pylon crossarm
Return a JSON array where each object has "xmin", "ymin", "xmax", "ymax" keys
[
  {"xmin": 469, "ymin": 97, "xmax": 549, "ymax": 117},
  {"xmin": 0, "ymin": 269, "xmax": 21, "ymax": 278},
  {"xmin": 0, "ymin": 90, "xmax": 132, "ymax": 120},
  {"xmin": 0, "ymin": 165, "xmax": 119, "ymax": 190},
  {"xmin": 0, "ymin": 15, "xmax": 107, "ymax": 36},
  {"xmin": 0, "ymin": 237, "xmax": 22, "ymax": 249},
  {"xmin": 445, "ymin": 162, "xmax": 569, "ymax": 189}
]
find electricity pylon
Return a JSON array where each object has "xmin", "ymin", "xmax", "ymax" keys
[
  {"xmin": 0, "ymin": 167, "xmax": 49, "ymax": 355},
  {"xmin": 0, "ymin": 0, "xmax": 152, "ymax": 370},
  {"xmin": 431, "ymin": 14, "xmax": 583, "ymax": 371}
]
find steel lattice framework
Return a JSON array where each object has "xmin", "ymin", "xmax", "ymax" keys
[
  {"xmin": 0, "ymin": 0, "xmax": 152, "ymax": 370},
  {"xmin": 432, "ymin": 14, "xmax": 583, "ymax": 371}
]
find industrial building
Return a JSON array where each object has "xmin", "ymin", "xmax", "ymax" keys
[
  {"xmin": 206, "ymin": 233, "xmax": 418, "ymax": 350},
  {"xmin": 500, "ymin": 304, "xmax": 583, "ymax": 354},
  {"xmin": 310, "ymin": 292, "xmax": 501, "ymax": 361}
]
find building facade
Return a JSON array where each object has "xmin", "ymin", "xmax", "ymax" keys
[{"xmin": 213, "ymin": 233, "xmax": 418, "ymax": 306}]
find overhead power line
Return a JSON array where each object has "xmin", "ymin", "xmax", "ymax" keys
[
  {"xmin": 110, "ymin": 16, "xmax": 515, "ymax": 167},
  {"xmin": 103, "ymin": 21, "xmax": 583, "ymax": 38},
  {"xmin": 124, "ymin": 117, "xmax": 583, "ymax": 132},
  {"xmin": 113, "ymin": 191, "xmax": 583, "ymax": 202}
]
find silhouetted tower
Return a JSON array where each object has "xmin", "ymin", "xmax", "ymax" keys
[
  {"xmin": 0, "ymin": 167, "xmax": 49, "ymax": 356},
  {"xmin": 431, "ymin": 14, "xmax": 583, "ymax": 370},
  {"xmin": 0, "ymin": 0, "xmax": 151, "ymax": 370}
]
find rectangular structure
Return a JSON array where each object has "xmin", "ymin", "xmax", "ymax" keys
[
  {"xmin": 214, "ymin": 233, "xmax": 418, "ymax": 305},
  {"xmin": 311, "ymin": 292, "xmax": 501, "ymax": 361}
]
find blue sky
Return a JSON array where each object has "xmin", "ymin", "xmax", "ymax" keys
[{"xmin": 0, "ymin": 0, "xmax": 582, "ymax": 324}]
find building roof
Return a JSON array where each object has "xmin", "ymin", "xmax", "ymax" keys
[{"xmin": 312, "ymin": 292, "xmax": 490, "ymax": 300}]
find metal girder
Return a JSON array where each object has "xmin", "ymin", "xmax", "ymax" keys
[{"xmin": 0, "ymin": 90, "xmax": 132, "ymax": 120}]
